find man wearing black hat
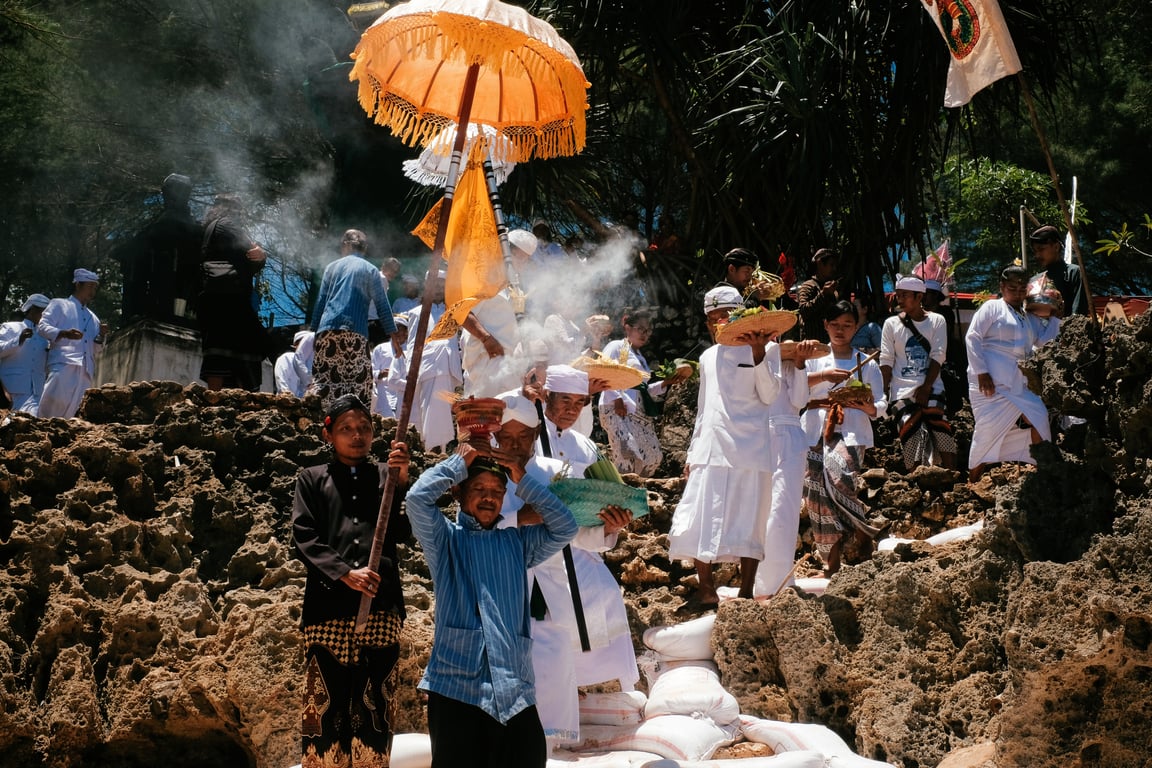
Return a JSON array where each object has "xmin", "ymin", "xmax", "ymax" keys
[
  {"xmin": 1029, "ymin": 225, "xmax": 1087, "ymax": 316},
  {"xmin": 406, "ymin": 442, "xmax": 577, "ymax": 767},
  {"xmin": 714, "ymin": 247, "xmax": 782, "ymax": 309},
  {"xmin": 715, "ymin": 247, "xmax": 758, "ymax": 293},
  {"xmin": 292, "ymin": 395, "xmax": 412, "ymax": 768}
]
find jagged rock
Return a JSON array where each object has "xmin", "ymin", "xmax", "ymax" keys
[{"xmin": 1, "ymin": 309, "xmax": 1150, "ymax": 768}]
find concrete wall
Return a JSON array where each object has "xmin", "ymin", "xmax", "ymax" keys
[{"xmin": 96, "ymin": 319, "xmax": 273, "ymax": 391}]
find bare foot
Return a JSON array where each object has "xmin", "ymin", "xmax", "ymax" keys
[{"xmin": 697, "ymin": 585, "xmax": 719, "ymax": 606}]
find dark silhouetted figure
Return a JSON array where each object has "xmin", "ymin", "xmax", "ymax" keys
[{"xmin": 115, "ymin": 173, "xmax": 203, "ymax": 325}]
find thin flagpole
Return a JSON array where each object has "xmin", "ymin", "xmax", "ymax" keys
[
  {"xmin": 479, "ymin": 144, "xmax": 525, "ymax": 313},
  {"xmin": 1016, "ymin": 73, "xmax": 1097, "ymax": 323}
]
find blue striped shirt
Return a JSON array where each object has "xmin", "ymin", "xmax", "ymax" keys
[
  {"xmin": 313, "ymin": 254, "xmax": 396, "ymax": 337},
  {"xmin": 407, "ymin": 454, "xmax": 577, "ymax": 724}
]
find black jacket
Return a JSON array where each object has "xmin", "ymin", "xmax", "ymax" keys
[{"xmin": 292, "ymin": 461, "xmax": 411, "ymax": 627}]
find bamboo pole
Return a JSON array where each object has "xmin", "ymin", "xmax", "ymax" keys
[
  {"xmin": 1016, "ymin": 74, "xmax": 1098, "ymax": 323},
  {"xmin": 355, "ymin": 63, "xmax": 482, "ymax": 634}
]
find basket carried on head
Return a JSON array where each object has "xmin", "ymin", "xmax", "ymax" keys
[
  {"xmin": 451, "ymin": 396, "xmax": 506, "ymax": 442},
  {"xmin": 715, "ymin": 307, "xmax": 797, "ymax": 346}
]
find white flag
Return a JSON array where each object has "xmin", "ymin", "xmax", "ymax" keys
[{"xmin": 921, "ymin": 0, "xmax": 1022, "ymax": 107}]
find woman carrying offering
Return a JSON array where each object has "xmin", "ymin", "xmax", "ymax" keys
[{"xmin": 599, "ymin": 308, "xmax": 690, "ymax": 477}]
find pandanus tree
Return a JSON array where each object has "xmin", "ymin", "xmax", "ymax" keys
[{"xmin": 511, "ymin": 0, "xmax": 1090, "ymax": 312}]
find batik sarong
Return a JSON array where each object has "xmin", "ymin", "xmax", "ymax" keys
[
  {"xmin": 301, "ymin": 610, "xmax": 402, "ymax": 768},
  {"xmin": 310, "ymin": 330, "xmax": 372, "ymax": 412}
]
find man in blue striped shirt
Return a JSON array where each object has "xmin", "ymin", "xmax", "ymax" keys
[{"xmin": 406, "ymin": 443, "xmax": 577, "ymax": 768}]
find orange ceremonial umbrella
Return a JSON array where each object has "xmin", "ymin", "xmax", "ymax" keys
[
  {"xmin": 349, "ymin": 0, "xmax": 588, "ymax": 161},
  {"xmin": 347, "ymin": 0, "xmax": 589, "ymax": 631}
]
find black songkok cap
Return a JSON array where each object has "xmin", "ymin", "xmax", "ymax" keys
[
  {"xmin": 1029, "ymin": 225, "xmax": 1061, "ymax": 243},
  {"xmin": 468, "ymin": 457, "xmax": 508, "ymax": 484},
  {"xmin": 324, "ymin": 394, "xmax": 371, "ymax": 428},
  {"xmin": 722, "ymin": 247, "xmax": 758, "ymax": 268}
]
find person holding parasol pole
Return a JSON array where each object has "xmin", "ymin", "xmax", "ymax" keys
[{"xmin": 292, "ymin": 395, "xmax": 412, "ymax": 768}]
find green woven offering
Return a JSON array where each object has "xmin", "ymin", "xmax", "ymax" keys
[{"xmin": 548, "ymin": 478, "xmax": 649, "ymax": 527}]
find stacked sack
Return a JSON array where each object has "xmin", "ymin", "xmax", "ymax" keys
[
  {"xmin": 550, "ymin": 615, "xmax": 740, "ymax": 765},
  {"xmin": 547, "ymin": 614, "xmax": 894, "ymax": 768}
]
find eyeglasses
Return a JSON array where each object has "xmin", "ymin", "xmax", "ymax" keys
[{"xmin": 630, "ymin": 325, "xmax": 653, "ymax": 334}]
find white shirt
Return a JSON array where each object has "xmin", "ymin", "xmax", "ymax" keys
[
  {"xmin": 274, "ymin": 351, "xmax": 307, "ymax": 396},
  {"xmin": 0, "ymin": 319, "xmax": 49, "ymax": 395},
  {"xmin": 38, "ymin": 296, "xmax": 101, "ymax": 374},
  {"xmin": 371, "ymin": 340, "xmax": 408, "ymax": 418},
  {"xmin": 537, "ymin": 416, "xmax": 599, "ymax": 474},
  {"xmin": 801, "ymin": 352, "xmax": 887, "ymax": 448},
  {"xmin": 685, "ymin": 343, "xmax": 782, "ymax": 470},
  {"xmin": 965, "ymin": 299, "xmax": 1059, "ymax": 395},
  {"xmin": 879, "ymin": 311, "xmax": 948, "ymax": 400}
]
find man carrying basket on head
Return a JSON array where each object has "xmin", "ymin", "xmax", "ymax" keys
[{"xmin": 669, "ymin": 286, "xmax": 788, "ymax": 603}]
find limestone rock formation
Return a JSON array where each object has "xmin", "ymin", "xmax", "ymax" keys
[{"xmin": 0, "ymin": 311, "xmax": 1149, "ymax": 768}]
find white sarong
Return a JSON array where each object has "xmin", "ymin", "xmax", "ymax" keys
[{"xmin": 38, "ymin": 364, "xmax": 91, "ymax": 419}]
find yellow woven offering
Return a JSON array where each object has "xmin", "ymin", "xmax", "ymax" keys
[{"xmin": 571, "ymin": 344, "xmax": 650, "ymax": 390}]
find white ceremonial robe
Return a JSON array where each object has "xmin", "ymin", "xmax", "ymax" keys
[
  {"xmin": 37, "ymin": 296, "xmax": 101, "ymax": 419},
  {"xmin": 801, "ymin": 352, "xmax": 887, "ymax": 449},
  {"xmin": 0, "ymin": 319, "xmax": 49, "ymax": 414},
  {"xmin": 405, "ymin": 303, "xmax": 462, "ymax": 449},
  {"xmin": 461, "ymin": 293, "xmax": 525, "ymax": 398},
  {"xmin": 669, "ymin": 343, "xmax": 782, "ymax": 563},
  {"xmin": 965, "ymin": 299, "xmax": 1060, "ymax": 468},
  {"xmin": 754, "ymin": 356, "xmax": 810, "ymax": 597},
  {"xmin": 370, "ymin": 341, "xmax": 407, "ymax": 419},
  {"xmin": 274, "ymin": 351, "xmax": 307, "ymax": 397},
  {"xmin": 533, "ymin": 421, "xmax": 639, "ymax": 692},
  {"xmin": 496, "ymin": 457, "xmax": 579, "ymax": 744}
]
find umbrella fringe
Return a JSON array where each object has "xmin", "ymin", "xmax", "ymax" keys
[{"xmin": 358, "ymin": 75, "xmax": 583, "ymax": 160}]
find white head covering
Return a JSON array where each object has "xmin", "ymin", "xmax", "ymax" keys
[
  {"xmin": 895, "ymin": 275, "xmax": 926, "ymax": 293},
  {"xmin": 393, "ymin": 313, "xmax": 411, "ymax": 328},
  {"xmin": 544, "ymin": 364, "xmax": 589, "ymax": 396},
  {"xmin": 507, "ymin": 229, "xmax": 539, "ymax": 256},
  {"xmin": 498, "ymin": 392, "xmax": 540, "ymax": 428},
  {"xmin": 73, "ymin": 268, "xmax": 99, "ymax": 284},
  {"xmin": 292, "ymin": 330, "xmax": 312, "ymax": 347},
  {"xmin": 21, "ymin": 293, "xmax": 50, "ymax": 313},
  {"xmin": 703, "ymin": 285, "xmax": 743, "ymax": 314},
  {"xmin": 923, "ymin": 278, "xmax": 948, "ymax": 296}
]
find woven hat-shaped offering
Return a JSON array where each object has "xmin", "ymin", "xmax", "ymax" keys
[{"xmin": 571, "ymin": 343, "xmax": 649, "ymax": 390}]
